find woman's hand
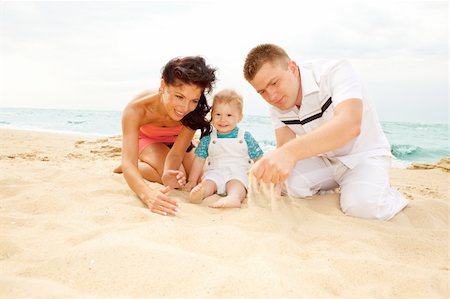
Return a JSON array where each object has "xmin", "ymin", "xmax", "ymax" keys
[
  {"xmin": 184, "ymin": 180, "xmax": 197, "ymax": 192},
  {"xmin": 142, "ymin": 186, "xmax": 179, "ymax": 216},
  {"xmin": 162, "ymin": 169, "xmax": 186, "ymax": 188}
]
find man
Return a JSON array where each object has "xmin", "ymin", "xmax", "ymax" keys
[{"xmin": 243, "ymin": 43, "xmax": 408, "ymax": 220}]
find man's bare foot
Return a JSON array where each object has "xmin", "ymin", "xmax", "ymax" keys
[
  {"xmin": 190, "ymin": 182, "xmax": 206, "ymax": 204},
  {"xmin": 113, "ymin": 165, "xmax": 123, "ymax": 173},
  {"xmin": 209, "ymin": 196, "xmax": 242, "ymax": 208}
]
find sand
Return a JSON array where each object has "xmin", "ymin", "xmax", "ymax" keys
[{"xmin": 0, "ymin": 128, "xmax": 448, "ymax": 299}]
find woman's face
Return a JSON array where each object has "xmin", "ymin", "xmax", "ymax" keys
[{"xmin": 161, "ymin": 81, "xmax": 203, "ymax": 121}]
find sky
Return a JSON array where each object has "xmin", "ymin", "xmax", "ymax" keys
[{"xmin": 0, "ymin": 0, "xmax": 448, "ymax": 123}]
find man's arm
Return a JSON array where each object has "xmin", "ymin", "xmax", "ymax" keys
[
  {"xmin": 275, "ymin": 126, "xmax": 296, "ymax": 147},
  {"xmin": 281, "ymin": 98, "xmax": 362, "ymax": 160},
  {"xmin": 251, "ymin": 98, "xmax": 362, "ymax": 183}
]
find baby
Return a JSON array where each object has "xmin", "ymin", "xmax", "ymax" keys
[{"xmin": 184, "ymin": 89, "xmax": 263, "ymax": 208}]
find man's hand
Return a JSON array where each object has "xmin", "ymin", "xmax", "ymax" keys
[{"xmin": 250, "ymin": 148, "xmax": 297, "ymax": 184}]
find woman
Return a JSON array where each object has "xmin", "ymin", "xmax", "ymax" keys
[{"xmin": 114, "ymin": 56, "xmax": 216, "ymax": 216}]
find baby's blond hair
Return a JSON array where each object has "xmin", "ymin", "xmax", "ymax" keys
[{"xmin": 212, "ymin": 89, "xmax": 243, "ymax": 114}]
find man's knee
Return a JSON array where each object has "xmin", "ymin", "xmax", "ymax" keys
[
  {"xmin": 285, "ymin": 175, "xmax": 316, "ymax": 198},
  {"xmin": 340, "ymin": 183, "xmax": 408, "ymax": 220}
]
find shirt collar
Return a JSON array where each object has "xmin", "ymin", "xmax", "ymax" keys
[
  {"xmin": 269, "ymin": 66, "xmax": 320, "ymax": 115},
  {"xmin": 216, "ymin": 126, "xmax": 239, "ymax": 137},
  {"xmin": 299, "ymin": 66, "xmax": 319, "ymax": 98}
]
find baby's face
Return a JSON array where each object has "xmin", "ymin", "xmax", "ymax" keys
[{"xmin": 211, "ymin": 102, "xmax": 242, "ymax": 134}]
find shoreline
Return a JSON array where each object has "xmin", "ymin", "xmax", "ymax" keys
[
  {"xmin": 0, "ymin": 126, "xmax": 120, "ymax": 138},
  {"xmin": 1, "ymin": 127, "xmax": 447, "ymax": 167}
]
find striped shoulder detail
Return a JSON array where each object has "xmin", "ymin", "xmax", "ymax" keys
[{"xmin": 281, "ymin": 97, "xmax": 332, "ymax": 126}]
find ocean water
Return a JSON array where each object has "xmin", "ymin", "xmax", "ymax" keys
[{"xmin": 0, "ymin": 107, "xmax": 448, "ymax": 165}]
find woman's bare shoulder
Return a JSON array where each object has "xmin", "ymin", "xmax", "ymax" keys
[
  {"xmin": 132, "ymin": 89, "xmax": 158, "ymax": 101},
  {"xmin": 124, "ymin": 90, "xmax": 158, "ymax": 111},
  {"xmin": 127, "ymin": 89, "xmax": 158, "ymax": 105},
  {"xmin": 122, "ymin": 89, "xmax": 159, "ymax": 124}
]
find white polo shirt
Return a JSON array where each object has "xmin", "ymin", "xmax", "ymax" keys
[{"xmin": 270, "ymin": 59, "xmax": 391, "ymax": 168}]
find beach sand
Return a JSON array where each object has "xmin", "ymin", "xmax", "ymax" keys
[{"xmin": 0, "ymin": 128, "xmax": 448, "ymax": 299}]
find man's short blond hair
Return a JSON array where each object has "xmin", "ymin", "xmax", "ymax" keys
[
  {"xmin": 212, "ymin": 89, "xmax": 243, "ymax": 114},
  {"xmin": 243, "ymin": 43, "xmax": 290, "ymax": 81}
]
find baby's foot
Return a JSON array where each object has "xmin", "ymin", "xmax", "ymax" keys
[
  {"xmin": 113, "ymin": 165, "xmax": 123, "ymax": 173},
  {"xmin": 190, "ymin": 182, "xmax": 206, "ymax": 204},
  {"xmin": 209, "ymin": 196, "xmax": 242, "ymax": 209}
]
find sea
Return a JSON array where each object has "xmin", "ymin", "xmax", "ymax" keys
[{"xmin": 0, "ymin": 107, "xmax": 448, "ymax": 167}]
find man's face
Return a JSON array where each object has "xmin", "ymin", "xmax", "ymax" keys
[{"xmin": 249, "ymin": 60, "xmax": 300, "ymax": 110}]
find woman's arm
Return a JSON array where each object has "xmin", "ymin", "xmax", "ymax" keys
[
  {"xmin": 185, "ymin": 156, "xmax": 206, "ymax": 191},
  {"xmin": 161, "ymin": 126, "xmax": 196, "ymax": 188},
  {"xmin": 121, "ymin": 104, "xmax": 178, "ymax": 216}
]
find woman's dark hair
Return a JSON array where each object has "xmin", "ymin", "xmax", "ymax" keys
[{"xmin": 161, "ymin": 56, "xmax": 216, "ymax": 138}]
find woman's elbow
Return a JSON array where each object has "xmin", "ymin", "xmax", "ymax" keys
[{"xmin": 121, "ymin": 160, "xmax": 137, "ymax": 175}]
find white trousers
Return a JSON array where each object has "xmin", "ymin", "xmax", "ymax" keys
[
  {"xmin": 204, "ymin": 166, "xmax": 249, "ymax": 195},
  {"xmin": 285, "ymin": 155, "xmax": 408, "ymax": 220}
]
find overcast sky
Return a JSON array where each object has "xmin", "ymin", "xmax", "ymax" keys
[{"xmin": 0, "ymin": 0, "xmax": 448, "ymax": 123}]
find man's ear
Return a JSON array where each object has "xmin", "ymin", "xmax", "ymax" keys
[{"xmin": 288, "ymin": 60, "xmax": 298, "ymax": 75}]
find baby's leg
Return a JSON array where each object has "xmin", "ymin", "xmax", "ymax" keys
[
  {"xmin": 209, "ymin": 179, "xmax": 246, "ymax": 208},
  {"xmin": 190, "ymin": 179, "xmax": 217, "ymax": 204}
]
